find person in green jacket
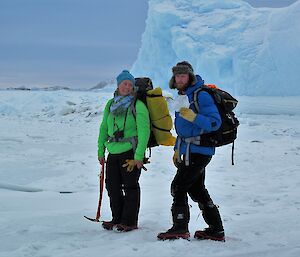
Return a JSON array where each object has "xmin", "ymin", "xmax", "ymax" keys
[{"xmin": 97, "ymin": 70, "xmax": 150, "ymax": 232}]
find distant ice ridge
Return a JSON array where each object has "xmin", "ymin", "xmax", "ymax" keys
[
  {"xmin": 0, "ymin": 90, "xmax": 113, "ymax": 121},
  {"xmin": 131, "ymin": 0, "xmax": 300, "ymax": 96},
  {"xmin": 1, "ymin": 90, "xmax": 300, "ymax": 121}
]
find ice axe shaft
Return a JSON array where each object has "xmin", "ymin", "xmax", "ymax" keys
[
  {"xmin": 83, "ymin": 216, "xmax": 100, "ymax": 222},
  {"xmin": 84, "ymin": 160, "xmax": 105, "ymax": 222}
]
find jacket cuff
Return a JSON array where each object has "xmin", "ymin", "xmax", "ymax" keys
[
  {"xmin": 134, "ymin": 152, "xmax": 144, "ymax": 161},
  {"xmin": 98, "ymin": 148, "xmax": 105, "ymax": 157}
]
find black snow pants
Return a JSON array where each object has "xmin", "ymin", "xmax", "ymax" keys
[
  {"xmin": 105, "ymin": 150, "xmax": 141, "ymax": 226},
  {"xmin": 171, "ymin": 153, "xmax": 223, "ymax": 231}
]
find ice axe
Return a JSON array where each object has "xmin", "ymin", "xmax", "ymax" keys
[{"xmin": 84, "ymin": 159, "xmax": 105, "ymax": 222}]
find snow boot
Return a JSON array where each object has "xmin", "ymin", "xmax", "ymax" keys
[
  {"xmin": 157, "ymin": 224, "xmax": 190, "ymax": 240},
  {"xmin": 157, "ymin": 206, "xmax": 190, "ymax": 240},
  {"xmin": 116, "ymin": 224, "xmax": 138, "ymax": 232},
  {"xmin": 194, "ymin": 228, "xmax": 225, "ymax": 241},
  {"xmin": 194, "ymin": 203, "xmax": 225, "ymax": 241},
  {"xmin": 102, "ymin": 220, "xmax": 118, "ymax": 230}
]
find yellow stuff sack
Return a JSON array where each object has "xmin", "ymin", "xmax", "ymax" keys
[{"xmin": 146, "ymin": 87, "xmax": 176, "ymax": 146}]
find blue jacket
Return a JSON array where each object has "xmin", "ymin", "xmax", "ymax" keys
[{"xmin": 174, "ymin": 75, "xmax": 221, "ymax": 156}]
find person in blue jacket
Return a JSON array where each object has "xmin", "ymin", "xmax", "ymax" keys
[{"xmin": 157, "ymin": 61, "xmax": 225, "ymax": 241}]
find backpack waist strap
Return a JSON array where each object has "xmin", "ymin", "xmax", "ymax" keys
[
  {"xmin": 178, "ymin": 133, "xmax": 203, "ymax": 166},
  {"xmin": 107, "ymin": 136, "xmax": 138, "ymax": 152}
]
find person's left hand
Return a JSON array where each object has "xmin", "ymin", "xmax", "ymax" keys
[
  {"xmin": 179, "ymin": 107, "xmax": 197, "ymax": 122},
  {"xmin": 122, "ymin": 160, "xmax": 144, "ymax": 172},
  {"xmin": 172, "ymin": 150, "xmax": 181, "ymax": 168},
  {"xmin": 135, "ymin": 160, "xmax": 144, "ymax": 169}
]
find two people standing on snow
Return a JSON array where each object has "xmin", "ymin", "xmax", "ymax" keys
[{"xmin": 97, "ymin": 63, "xmax": 225, "ymax": 241}]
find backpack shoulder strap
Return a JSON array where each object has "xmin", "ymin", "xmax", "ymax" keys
[
  {"xmin": 131, "ymin": 98, "xmax": 137, "ymax": 119},
  {"xmin": 192, "ymin": 87, "xmax": 204, "ymax": 113},
  {"xmin": 193, "ymin": 85, "xmax": 219, "ymax": 113}
]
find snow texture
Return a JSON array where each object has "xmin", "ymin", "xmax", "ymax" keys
[{"xmin": 1, "ymin": 89, "xmax": 300, "ymax": 257}]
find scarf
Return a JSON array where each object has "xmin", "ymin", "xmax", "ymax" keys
[{"xmin": 110, "ymin": 95, "xmax": 134, "ymax": 116}]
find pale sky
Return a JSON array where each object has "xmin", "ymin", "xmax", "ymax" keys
[{"xmin": 0, "ymin": 0, "xmax": 297, "ymax": 89}]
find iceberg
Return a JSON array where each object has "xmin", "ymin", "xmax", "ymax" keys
[{"xmin": 131, "ymin": 0, "xmax": 300, "ymax": 96}]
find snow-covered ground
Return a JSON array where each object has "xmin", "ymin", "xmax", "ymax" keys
[{"xmin": 1, "ymin": 90, "xmax": 300, "ymax": 257}]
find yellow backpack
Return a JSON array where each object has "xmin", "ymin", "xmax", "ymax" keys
[{"xmin": 134, "ymin": 77, "xmax": 176, "ymax": 148}]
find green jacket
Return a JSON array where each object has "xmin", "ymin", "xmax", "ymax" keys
[{"xmin": 98, "ymin": 99, "xmax": 150, "ymax": 161}]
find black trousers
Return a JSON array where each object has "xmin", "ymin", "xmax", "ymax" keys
[
  {"xmin": 171, "ymin": 153, "xmax": 213, "ymax": 211},
  {"xmin": 105, "ymin": 150, "xmax": 141, "ymax": 226}
]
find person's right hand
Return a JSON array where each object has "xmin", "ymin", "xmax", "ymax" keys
[
  {"xmin": 172, "ymin": 150, "xmax": 180, "ymax": 168},
  {"xmin": 98, "ymin": 156, "xmax": 105, "ymax": 165}
]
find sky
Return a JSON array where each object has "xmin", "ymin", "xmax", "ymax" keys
[
  {"xmin": 0, "ymin": 0, "xmax": 298, "ymax": 89},
  {"xmin": 0, "ymin": 0, "xmax": 149, "ymax": 88}
]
